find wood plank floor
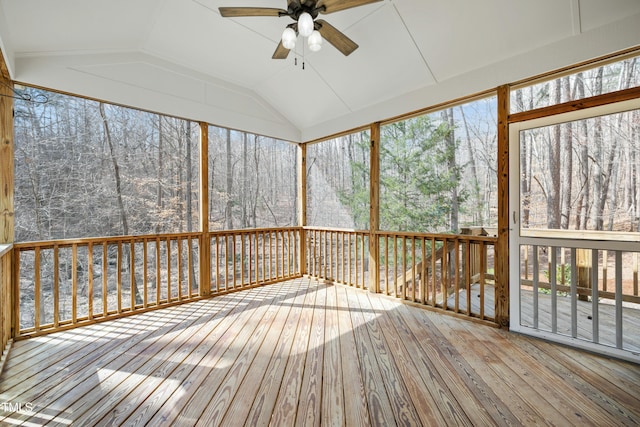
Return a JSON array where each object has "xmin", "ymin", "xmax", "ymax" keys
[{"xmin": 1, "ymin": 278, "xmax": 639, "ymax": 426}]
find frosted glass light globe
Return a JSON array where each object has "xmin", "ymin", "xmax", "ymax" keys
[
  {"xmin": 308, "ymin": 30, "xmax": 322, "ymax": 52},
  {"xmin": 281, "ymin": 27, "xmax": 296, "ymax": 50},
  {"xmin": 298, "ymin": 12, "xmax": 314, "ymax": 38}
]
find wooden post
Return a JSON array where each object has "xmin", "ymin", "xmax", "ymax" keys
[
  {"xmin": 297, "ymin": 143, "xmax": 307, "ymax": 275},
  {"xmin": 0, "ymin": 50, "xmax": 14, "ymax": 341},
  {"xmin": 0, "ymin": 51, "xmax": 13, "ymax": 245},
  {"xmin": 496, "ymin": 85, "xmax": 510, "ymax": 328},
  {"xmin": 460, "ymin": 227, "xmax": 487, "ymax": 281},
  {"xmin": 576, "ymin": 248, "xmax": 591, "ymax": 301},
  {"xmin": 368, "ymin": 123, "xmax": 380, "ymax": 293},
  {"xmin": 199, "ymin": 122, "xmax": 211, "ymax": 296}
]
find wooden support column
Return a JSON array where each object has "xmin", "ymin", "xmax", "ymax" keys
[
  {"xmin": 368, "ymin": 122, "xmax": 380, "ymax": 293},
  {"xmin": 0, "ymin": 51, "xmax": 13, "ymax": 245},
  {"xmin": 297, "ymin": 143, "xmax": 307, "ymax": 275},
  {"xmin": 0, "ymin": 50, "xmax": 14, "ymax": 342},
  {"xmin": 496, "ymin": 84, "xmax": 510, "ymax": 327},
  {"xmin": 199, "ymin": 122, "xmax": 211, "ymax": 296}
]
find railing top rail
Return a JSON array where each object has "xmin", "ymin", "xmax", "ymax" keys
[
  {"xmin": 208, "ymin": 226, "xmax": 301, "ymax": 236},
  {"xmin": 13, "ymin": 231, "xmax": 205, "ymax": 250},
  {"xmin": 522, "ymin": 228, "xmax": 640, "ymax": 243},
  {"xmin": 303, "ymin": 226, "xmax": 369, "ymax": 234},
  {"xmin": 375, "ymin": 230, "xmax": 498, "ymax": 242}
]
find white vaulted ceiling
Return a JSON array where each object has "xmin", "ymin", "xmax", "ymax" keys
[{"xmin": 0, "ymin": 0, "xmax": 639, "ymax": 142}]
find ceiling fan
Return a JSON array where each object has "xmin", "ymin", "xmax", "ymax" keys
[{"xmin": 219, "ymin": 0, "xmax": 383, "ymax": 59}]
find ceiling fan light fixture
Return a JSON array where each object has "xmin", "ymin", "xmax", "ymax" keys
[
  {"xmin": 308, "ymin": 30, "xmax": 322, "ymax": 52},
  {"xmin": 281, "ymin": 27, "xmax": 297, "ymax": 50},
  {"xmin": 298, "ymin": 12, "xmax": 314, "ymax": 37}
]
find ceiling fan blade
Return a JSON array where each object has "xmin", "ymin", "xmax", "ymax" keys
[
  {"xmin": 272, "ymin": 41, "xmax": 291, "ymax": 59},
  {"xmin": 316, "ymin": 19, "xmax": 358, "ymax": 56},
  {"xmin": 219, "ymin": 7, "xmax": 286, "ymax": 17},
  {"xmin": 316, "ymin": 0, "xmax": 383, "ymax": 14}
]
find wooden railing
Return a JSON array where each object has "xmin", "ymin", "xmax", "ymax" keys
[
  {"xmin": 11, "ymin": 225, "xmax": 496, "ymax": 337},
  {"xmin": 209, "ymin": 228, "xmax": 301, "ymax": 293},
  {"xmin": 520, "ymin": 229, "xmax": 640, "ymax": 302},
  {"xmin": 0, "ymin": 244, "xmax": 12, "ymax": 362},
  {"xmin": 304, "ymin": 228, "xmax": 498, "ymax": 323},
  {"xmin": 14, "ymin": 233, "xmax": 203, "ymax": 337},
  {"xmin": 304, "ymin": 227, "xmax": 370, "ymax": 289},
  {"xmin": 376, "ymin": 231, "xmax": 497, "ymax": 322},
  {"xmin": 519, "ymin": 230, "xmax": 640, "ymax": 349},
  {"xmin": 12, "ymin": 227, "xmax": 302, "ymax": 338}
]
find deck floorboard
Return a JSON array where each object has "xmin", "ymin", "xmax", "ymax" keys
[{"xmin": 1, "ymin": 278, "xmax": 639, "ymax": 426}]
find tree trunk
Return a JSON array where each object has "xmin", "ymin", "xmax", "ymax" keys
[
  {"xmin": 186, "ymin": 121, "xmax": 193, "ymax": 232},
  {"xmin": 99, "ymin": 102, "xmax": 142, "ymax": 305},
  {"xmin": 242, "ymin": 132, "xmax": 248, "ymax": 228},
  {"xmin": 156, "ymin": 116, "xmax": 163, "ymax": 233},
  {"xmin": 590, "ymin": 67, "xmax": 605, "ymax": 230},
  {"xmin": 252, "ymin": 135, "xmax": 260, "ymax": 227},
  {"xmin": 560, "ymin": 76, "xmax": 573, "ymax": 229},
  {"xmin": 458, "ymin": 105, "xmax": 483, "ymax": 225},
  {"xmin": 225, "ymin": 128, "xmax": 233, "ymax": 229},
  {"xmin": 442, "ymin": 109, "xmax": 459, "ymax": 232},
  {"xmin": 574, "ymin": 73, "xmax": 590, "ymax": 230},
  {"xmin": 547, "ymin": 80, "xmax": 562, "ymax": 229}
]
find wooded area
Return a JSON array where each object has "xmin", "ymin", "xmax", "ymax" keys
[
  {"xmin": 514, "ymin": 57, "xmax": 639, "ymax": 232},
  {"xmin": 13, "ymin": 90, "xmax": 298, "ymax": 242},
  {"xmin": 306, "ymin": 98, "xmax": 498, "ymax": 234}
]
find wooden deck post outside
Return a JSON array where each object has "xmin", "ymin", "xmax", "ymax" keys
[
  {"xmin": 368, "ymin": 122, "xmax": 380, "ymax": 293},
  {"xmin": 496, "ymin": 84, "xmax": 510, "ymax": 327},
  {"xmin": 577, "ymin": 249, "xmax": 591, "ymax": 301},
  {"xmin": 0, "ymin": 51, "xmax": 13, "ymax": 245},
  {"xmin": 199, "ymin": 122, "xmax": 211, "ymax": 296},
  {"xmin": 297, "ymin": 143, "xmax": 307, "ymax": 276}
]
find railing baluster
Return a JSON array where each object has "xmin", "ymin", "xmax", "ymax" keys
[
  {"xmin": 143, "ymin": 239, "xmax": 148, "ymax": 307},
  {"xmin": 465, "ymin": 240, "xmax": 471, "ymax": 316},
  {"xmin": 603, "ymin": 249, "xmax": 608, "ymax": 292},
  {"xmin": 253, "ymin": 232, "xmax": 259, "ymax": 285},
  {"xmin": 533, "ymin": 245, "xmax": 539, "ymax": 329},
  {"xmin": 421, "ymin": 237, "xmax": 427, "ymax": 305},
  {"xmin": 430, "ymin": 237, "xmax": 436, "ymax": 308},
  {"xmin": 281, "ymin": 230, "xmax": 285, "ymax": 280},
  {"xmin": 261, "ymin": 231, "xmax": 266, "ymax": 282},
  {"xmin": 130, "ymin": 241, "xmax": 136, "ymax": 309},
  {"xmin": 591, "ymin": 249, "xmax": 599, "ymax": 343},
  {"xmin": 166, "ymin": 237, "xmax": 172, "ymax": 301},
  {"xmin": 232, "ymin": 234, "xmax": 237, "ymax": 288},
  {"xmin": 72, "ymin": 244, "xmax": 78, "ymax": 323},
  {"xmin": 615, "ymin": 250, "xmax": 623, "ymax": 349},
  {"xmin": 361, "ymin": 233, "xmax": 366, "ymax": 290},
  {"xmin": 453, "ymin": 239, "xmax": 459, "ymax": 312},
  {"xmin": 88, "ymin": 242, "xmax": 94, "ymax": 320},
  {"xmin": 214, "ymin": 235, "xmax": 220, "ymax": 293},
  {"xmin": 155, "ymin": 237, "xmax": 161, "ymax": 305},
  {"xmin": 550, "ymin": 246, "xmax": 557, "ymax": 334},
  {"xmin": 570, "ymin": 247, "xmax": 577, "ymax": 338},
  {"xmin": 442, "ymin": 238, "xmax": 448, "ymax": 311},
  {"xmin": 179, "ymin": 237, "xmax": 185, "ymax": 300},
  {"xmin": 53, "ymin": 245, "xmax": 59, "ymax": 327},
  {"xmin": 633, "ymin": 252, "xmax": 638, "ymax": 297},
  {"xmin": 479, "ymin": 241, "xmax": 485, "ymax": 320},
  {"xmin": 393, "ymin": 236, "xmax": 398, "ymax": 297},
  {"xmin": 103, "ymin": 242, "xmax": 108, "ymax": 315},
  {"xmin": 34, "ymin": 247, "xmax": 41, "ymax": 331},
  {"xmin": 117, "ymin": 242, "xmax": 123, "ymax": 314}
]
